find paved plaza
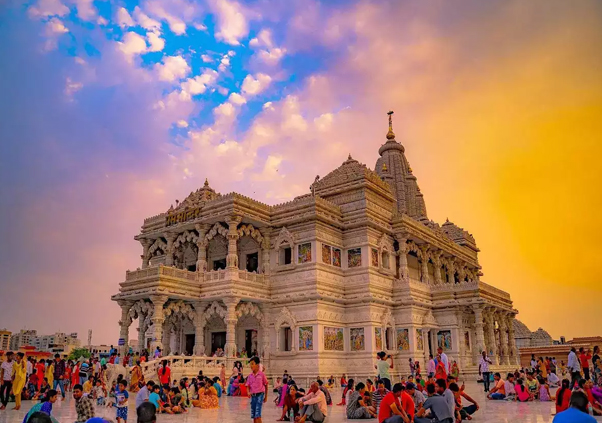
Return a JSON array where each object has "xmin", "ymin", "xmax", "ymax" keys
[{"xmin": 1, "ymin": 383, "xmax": 601, "ymax": 423}]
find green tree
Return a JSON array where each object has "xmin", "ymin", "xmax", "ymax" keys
[{"xmin": 67, "ymin": 348, "xmax": 91, "ymax": 361}]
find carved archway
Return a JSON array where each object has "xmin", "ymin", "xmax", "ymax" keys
[
  {"xmin": 236, "ymin": 301, "xmax": 264, "ymax": 323},
  {"xmin": 201, "ymin": 301, "xmax": 227, "ymax": 325},
  {"xmin": 173, "ymin": 230, "xmax": 199, "ymax": 248},
  {"xmin": 148, "ymin": 239, "xmax": 167, "ymax": 256},
  {"xmin": 204, "ymin": 223, "xmax": 229, "ymax": 242},
  {"xmin": 274, "ymin": 307, "xmax": 297, "ymax": 353}
]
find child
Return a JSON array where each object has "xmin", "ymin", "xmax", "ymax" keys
[
  {"xmin": 28, "ymin": 370, "xmax": 39, "ymax": 400},
  {"xmin": 115, "ymin": 380, "xmax": 129, "ymax": 423},
  {"xmin": 515, "ymin": 379, "xmax": 532, "ymax": 402},
  {"xmin": 83, "ymin": 376, "xmax": 93, "ymax": 396},
  {"xmin": 149, "ymin": 385, "xmax": 161, "ymax": 412},
  {"xmin": 537, "ymin": 377, "xmax": 553, "ymax": 402},
  {"xmin": 93, "ymin": 379, "xmax": 107, "ymax": 406},
  {"xmin": 39, "ymin": 378, "xmax": 50, "ymax": 399}
]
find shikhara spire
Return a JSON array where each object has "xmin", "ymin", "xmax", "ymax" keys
[{"xmin": 386, "ymin": 110, "xmax": 395, "ymax": 140}]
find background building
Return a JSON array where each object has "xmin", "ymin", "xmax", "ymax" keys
[
  {"xmin": 513, "ymin": 320, "xmax": 555, "ymax": 348},
  {"xmin": 0, "ymin": 330, "xmax": 11, "ymax": 351},
  {"xmin": 9, "ymin": 329, "xmax": 37, "ymax": 350}
]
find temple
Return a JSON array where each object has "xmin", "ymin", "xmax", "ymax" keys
[{"xmin": 112, "ymin": 112, "xmax": 520, "ymax": 377}]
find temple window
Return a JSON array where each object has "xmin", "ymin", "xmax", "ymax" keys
[
  {"xmin": 280, "ymin": 247, "xmax": 292, "ymax": 265},
  {"xmin": 382, "ymin": 251, "xmax": 390, "ymax": 269},
  {"xmin": 213, "ymin": 258, "xmax": 227, "ymax": 270},
  {"xmin": 246, "ymin": 252, "xmax": 259, "ymax": 272},
  {"xmin": 280, "ymin": 327, "xmax": 292, "ymax": 351}
]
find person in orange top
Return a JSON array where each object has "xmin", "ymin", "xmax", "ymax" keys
[
  {"xmin": 580, "ymin": 348, "xmax": 592, "ymax": 381},
  {"xmin": 434, "ymin": 355, "xmax": 447, "ymax": 381},
  {"xmin": 555, "ymin": 379, "xmax": 571, "ymax": 413},
  {"xmin": 64, "ymin": 364, "xmax": 72, "ymax": 392},
  {"xmin": 35, "ymin": 360, "xmax": 46, "ymax": 390},
  {"xmin": 487, "ymin": 373, "xmax": 506, "ymax": 400},
  {"xmin": 71, "ymin": 362, "xmax": 79, "ymax": 390},
  {"xmin": 399, "ymin": 384, "xmax": 415, "ymax": 421}
]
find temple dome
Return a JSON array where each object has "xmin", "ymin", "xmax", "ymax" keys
[
  {"xmin": 313, "ymin": 154, "xmax": 390, "ymax": 194},
  {"xmin": 531, "ymin": 328, "xmax": 553, "ymax": 346},
  {"xmin": 513, "ymin": 319, "xmax": 532, "ymax": 339}
]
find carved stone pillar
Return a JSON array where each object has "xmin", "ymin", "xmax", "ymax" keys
[
  {"xmin": 432, "ymin": 251, "xmax": 442, "ymax": 285},
  {"xmin": 149, "ymin": 295, "xmax": 168, "ymax": 354},
  {"xmin": 485, "ymin": 310, "xmax": 499, "ymax": 364},
  {"xmin": 456, "ymin": 309, "xmax": 465, "ymax": 368},
  {"xmin": 507, "ymin": 314, "xmax": 519, "ymax": 365},
  {"xmin": 141, "ymin": 239, "xmax": 152, "ymax": 269},
  {"xmin": 195, "ymin": 224, "xmax": 210, "ymax": 272},
  {"xmin": 162, "ymin": 322, "xmax": 172, "ymax": 355},
  {"xmin": 395, "ymin": 236, "xmax": 409, "ymax": 282},
  {"xmin": 225, "ymin": 216, "xmax": 242, "ymax": 269},
  {"xmin": 117, "ymin": 300, "xmax": 133, "ymax": 356},
  {"xmin": 174, "ymin": 323, "xmax": 182, "ymax": 354},
  {"xmin": 137, "ymin": 312, "xmax": 147, "ymax": 352},
  {"xmin": 473, "ymin": 305, "xmax": 486, "ymax": 356},
  {"xmin": 192, "ymin": 301, "xmax": 208, "ymax": 355},
  {"xmin": 457, "ymin": 266, "xmax": 466, "ymax": 284},
  {"xmin": 224, "ymin": 298, "xmax": 240, "ymax": 357},
  {"xmin": 261, "ymin": 235, "xmax": 271, "ymax": 275},
  {"xmin": 420, "ymin": 245, "xmax": 430, "ymax": 284},
  {"xmin": 260, "ymin": 306, "xmax": 270, "ymax": 358},
  {"xmin": 164, "ymin": 232, "xmax": 177, "ymax": 266},
  {"xmin": 446, "ymin": 259, "xmax": 455, "ymax": 284},
  {"xmin": 498, "ymin": 312, "xmax": 510, "ymax": 365}
]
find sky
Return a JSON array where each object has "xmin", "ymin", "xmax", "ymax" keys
[{"xmin": 0, "ymin": 0, "xmax": 601, "ymax": 345}]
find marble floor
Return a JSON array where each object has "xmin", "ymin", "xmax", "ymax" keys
[{"xmin": 0, "ymin": 382, "xmax": 601, "ymax": 423}]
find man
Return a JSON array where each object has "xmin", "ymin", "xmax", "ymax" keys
[
  {"xmin": 437, "ymin": 347, "xmax": 449, "ymax": 374},
  {"xmin": 136, "ymin": 381, "xmax": 155, "ymax": 409},
  {"xmin": 552, "ymin": 391, "xmax": 596, "ymax": 423},
  {"xmin": 0, "ymin": 352, "xmax": 14, "ymax": 410},
  {"xmin": 427, "ymin": 354, "xmax": 436, "ymax": 378},
  {"xmin": 504, "ymin": 373, "xmax": 516, "ymax": 400},
  {"xmin": 79, "ymin": 360, "xmax": 90, "ymax": 386},
  {"xmin": 137, "ymin": 401, "xmax": 157, "ymax": 423},
  {"xmin": 406, "ymin": 382, "xmax": 425, "ymax": 411},
  {"xmin": 415, "ymin": 379, "xmax": 455, "ymax": 423},
  {"xmin": 448, "ymin": 382, "xmax": 479, "ymax": 421},
  {"xmin": 110, "ymin": 345, "xmax": 116, "ymax": 356},
  {"xmin": 478, "ymin": 351, "xmax": 492, "ymax": 392},
  {"xmin": 568, "ymin": 347, "xmax": 582, "ymax": 388},
  {"xmin": 377, "ymin": 383, "xmax": 410, "ymax": 423},
  {"xmin": 399, "ymin": 384, "xmax": 415, "ymax": 422},
  {"xmin": 52, "ymin": 354, "xmax": 66, "ymax": 400},
  {"xmin": 373, "ymin": 379, "xmax": 390, "ymax": 414},
  {"xmin": 246, "ymin": 356, "xmax": 268, "ymax": 423},
  {"xmin": 297, "ymin": 382, "xmax": 327, "ymax": 423},
  {"xmin": 487, "ymin": 373, "xmax": 506, "ymax": 400},
  {"xmin": 73, "ymin": 384, "xmax": 95, "ymax": 423},
  {"xmin": 317, "ymin": 379, "xmax": 332, "ymax": 405},
  {"xmin": 530, "ymin": 354, "xmax": 537, "ymax": 370},
  {"xmin": 580, "ymin": 348, "xmax": 592, "ymax": 381},
  {"xmin": 26, "ymin": 357, "xmax": 33, "ymax": 379},
  {"xmin": 115, "ymin": 354, "xmax": 121, "ymax": 365}
]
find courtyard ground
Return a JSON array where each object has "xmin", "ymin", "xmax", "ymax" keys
[{"xmin": 1, "ymin": 382, "xmax": 601, "ymax": 423}]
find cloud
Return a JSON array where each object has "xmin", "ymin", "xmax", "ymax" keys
[
  {"xmin": 116, "ymin": 7, "xmax": 134, "ymax": 28},
  {"xmin": 133, "ymin": 6, "xmax": 162, "ymax": 31},
  {"xmin": 147, "ymin": 31, "xmax": 165, "ymax": 52},
  {"xmin": 155, "ymin": 55, "xmax": 191, "ymax": 82},
  {"xmin": 176, "ymin": 120, "xmax": 188, "ymax": 127},
  {"xmin": 73, "ymin": 0, "xmax": 96, "ymax": 20},
  {"xmin": 143, "ymin": 0, "xmax": 200, "ymax": 35},
  {"xmin": 64, "ymin": 77, "xmax": 83, "ymax": 99},
  {"xmin": 43, "ymin": 17, "xmax": 69, "ymax": 51},
  {"xmin": 117, "ymin": 32, "xmax": 148, "ymax": 58},
  {"xmin": 27, "ymin": 0, "xmax": 69, "ymax": 19},
  {"xmin": 241, "ymin": 73, "xmax": 272, "ymax": 96},
  {"xmin": 180, "ymin": 69, "xmax": 218, "ymax": 95},
  {"xmin": 256, "ymin": 47, "xmax": 286, "ymax": 66},
  {"xmin": 201, "ymin": 54, "xmax": 213, "ymax": 63},
  {"xmin": 249, "ymin": 29, "xmax": 273, "ymax": 48},
  {"xmin": 228, "ymin": 92, "xmax": 246, "ymax": 105},
  {"xmin": 210, "ymin": 0, "xmax": 248, "ymax": 45}
]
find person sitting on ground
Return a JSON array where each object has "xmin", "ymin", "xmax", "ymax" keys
[
  {"xmin": 552, "ymin": 391, "xmax": 596, "ymax": 423},
  {"xmin": 148, "ymin": 385, "xmax": 162, "ymax": 413},
  {"xmin": 278, "ymin": 383, "xmax": 302, "ymax": 421},
  {"xmin": 538, "ymin": 376, "xmax": 553, "ymax": 402},
  {"xmin": 296, "ymin": 382, "xmax": 327, "ymax": 423},
  {"xmin": 504, "ymin": 373, "xmax": 516, "ymax": 401},
  {"xmin": 317, "ymin": 379, "xmax": 332, "ymax": 406},
  {"xmin": 22, "ymin": 390, "xmax": 58, "ymax": 423},
  {"xmin": 377, "ymin": 383, "xmax": 410, "ymax": 423},
  {"xmin": 525, "ymin": 372, "xmax": 540, "ymax": 399},
  {"xmin": 515, "ymin": 378, "xmax": 532, "ymax": 402},
  {"xmin": 136, "ymin": 402, "xmax": 157, "ymax": 423},
  {"xmin": 211, "ymin": 377, "xmax": 222, "ymax": 398},
  {"xmin": 487, "ymin": 373, "xmax": 506, "ymax": 400},
  {"xmin": 192, "ymin": 381, "xmax": 218, "ymax": 409},
  {"xmin": 372, "ymin": 379, "xmax": 390, "ymax": 415},
  {"xmin": 555, "ymin": 379, "xmax": 571, "ymax": 413},
  {"xmin": 346, "ymin": 382, "xmax": 377, "ymax": 419},
  {"xmin": 415, "ymin": 380, "xmax": 455, "ymax": 423},
  {"xmin": 326, "ymin": 376, "xmax": 335, "ymax": 389},
  {"xmin": 449, "ymin": 382, "xmax": 478, "ymax": 421},
  {"xmin": 548, "ymin": 371, "xmax": 560, "ymax": 388},
  {"xmin": 406, "ymin": 383, "xmax": 425, "ymax": 412},
  {"xmin": 337, "ymin": 378, "xmax": 354, "ymax": 406},
  {"xmin": 583, "ymin": 379, "xmax": 602, "ymax": 415}
]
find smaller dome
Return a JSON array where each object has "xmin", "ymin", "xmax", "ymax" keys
[
  {"xmin": 533, "ymin": 328, "xmax": 552, "ymax": 339},
  {"xmin": 513, "ymin": 319, "xmax": 532, "ymax": 338}
]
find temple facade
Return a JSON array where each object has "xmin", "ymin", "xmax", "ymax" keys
[{"xmin": 112, "ymin": 113, "xmax": 520, "ymax": 377}]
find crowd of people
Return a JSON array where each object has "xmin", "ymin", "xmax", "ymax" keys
[{"xmin": 1, "ymin": 343, "xmax": 600, "ymax": 423}]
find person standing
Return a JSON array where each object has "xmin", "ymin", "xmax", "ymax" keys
[
  {"xmin": 478, "ymin": 351, "xmax": 492, "ymax": 392},
  {"xmin": 427, "ymin": 355, "xmax": 436, "ymax": 379},
  {"xmin": 437, "ymin": 347, "xmax": 449, "ymax": 374},
  {"xmin": 12, "ymin": 352, "xmax": 27, "ymax": 410},
  {"xmin": 579, "ymin": 348, "xmax": 592, "ymax": 381},
  {"xmin": 409, "ymin": 359, "xmax": 415, "ymax": 377},
  {"xmin": 375, "ymin": 352, "xmax": 394, "ymax": 391},
  {"xmin": 568, "ymin": 347, "xmax": 582, "ymax": 388},
  {"xmin": 0, "ymin": 352, "xmax": 14, "ymax": 410},
  {"xmin": 246, "ymin": 356, "xmax": 268, "ymax": 423},
  {"xmin": 52, "ymin": 354, "xmax": 66, "ymax": 401}
]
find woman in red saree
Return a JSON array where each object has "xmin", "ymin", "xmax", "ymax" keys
[
  {"xmin": 71, "ymin": 362, "xmax": 79, "ymax": 389},
  {"xmin": 435, "ymin": 355, "xmax": 447, "ymax": 381}
]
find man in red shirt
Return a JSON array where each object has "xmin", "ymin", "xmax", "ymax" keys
[
  {"xmin": 378, "ymin": 383, "xmax": 410, "ymax": 423},
  {"xmin": 580, "ymin": 348, "xmax": 592, "ymax": 381}
]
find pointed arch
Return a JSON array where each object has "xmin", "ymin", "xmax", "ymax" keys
[{"xmin": 205, "ymin": 223, "xmax": 229, "ymax": 242}]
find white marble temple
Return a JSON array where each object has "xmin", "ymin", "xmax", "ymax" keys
[{"xmin": 0, "ymin": 382, "xmax": 601, "ymax": 423}]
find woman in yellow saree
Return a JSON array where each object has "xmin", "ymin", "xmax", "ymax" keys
[
  {"xmin": 12, "ymin": 353, "xmax": 27, "ymax": 410},
  {"xmin": 130, "ymin": 361, "xmax": 143, "ymax": 392},
  {"xmin": 45, "ymin": 360, "xmax": 54, "ymax": 389}
]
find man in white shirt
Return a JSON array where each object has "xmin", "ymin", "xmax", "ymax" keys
[
  {"xmin": 0, "ymin": 352, "xmax": 14, "ymax": 410},
  {"xmin": 478, "ymin": 351, "xmax": 493, "ymax": 392},
  {"xmin": 26, "ymin": 357, "xmax": 33, "ymax": 378},
  {"xmin": 567, "ymin": 347, "xmax": 581, "ymax": 388},
  {"xmin": 438, "ymin": 347, "xmax": 449, "ymax": 374},
  {"xmin": 297, "ymin": 382, "xmax": 327, "ymax": 423}
]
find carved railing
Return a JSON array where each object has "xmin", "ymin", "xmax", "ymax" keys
[
  {"xmin": 140, "ymin": 355, "xmax": 251, "ymax": 382},
  {"xmin": 203, "ymin": 268, "xmax": 266, "ymax": 284},
  {"xmin": 125, "ymin": 265, "xmax": 200, "ymax": 282}
]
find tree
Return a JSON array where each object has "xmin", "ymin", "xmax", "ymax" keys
[{"xmin": 68, "ymin": 348, "xmax": 91, "ymax": 361}]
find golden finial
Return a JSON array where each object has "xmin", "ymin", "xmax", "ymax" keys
[
  {"xmin": 348, "ymin": 153, "xmax": 352, "ymax": 160},
  {"xmin": 382, "ymin": 163, "xmax": 388, "ymax": 172},
  {"xmin": 204, "ymin": 178, "xmax": 209, "ymax": 187},
  {"xmin": 386, "ymin": 110, "xmax": 395, "ymax": 140}
]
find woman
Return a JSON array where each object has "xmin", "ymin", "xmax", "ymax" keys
[
  {"xmin": 450, "ymin": 361, "xmax": 460, "ymax": 379},
  {"xmin": 220, "ymin": 363, "xmax": 226, "ymax": 388},
  {"xmin": 593, "ymin": 346, "xmax": 601, "ymax": 385},
  {"xmin": 346, "ymin": 382, "xmax": 376, "ymax": 419},
  {"xmin": 374, "ymin": 352, "xmax": 394, "ymax": 391},
  {"xmin": 71, "ymin": 362, "xmax": 79, "ymax": 391},
  {"xmin": 415, "ymin": 361, "xmax": 421, "ymax": 377},
  {"xmin": 435, "ymin": 355, "xmax": 447, "ymax": 381},
  {"xmin": 278, "ymin": 384, "xmax": 302, "ymax": 421},
  {"xmin": 22, "ymin": 390, "xmax": 58, "ymax": 423},
  {"xmin": 192, "ymin": 381, "xmax": 219, "ymax": 409},
  {"xmin": 515, "ymin": 379, "xmax": 531, "ymax": 402},
  {"xmin": 157, "ymin": 360, "xmax": 171, "ymax": 392},
  {"xmin": 555, "ymin": 379, "xmax": 571, "ymax": 413},
  {"xmin": 337, "ymin": 379, "xmax": 354, "ymax": 406},
  {"xmin": 537, "ymin": 357, "xmax": 547, "ymax": 379},
  {"xmin": 35, "ymin": 360, "xmax": 46, "ymax": 390},
  {"xmin": 13, "ymin": 353, "xmax": 27, "ymax": 410},
  {"xmin": 45, "ymin": 360, "xmax": 54, "ymax": 390},
  {"xmin": 129, "ymin": 361, "xmax": 143, "ymax": 392}
]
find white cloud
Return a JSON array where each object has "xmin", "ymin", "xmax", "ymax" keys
[
  {"xmin": 314, "ymin": 113, "xmax": 333, "ymax": 131},
  {"xmin": 144, "ymin": 0, "xmax": 192, "ymax": 35},
  {"xmin": 257, "ymin": 47, "xmax": 286, "ymax": 66},
  {"xmin": 229, "ymin": 92, "xmax": 246, "ymax": 105},
  {"xmin": 117, "ymin": 32, "xmax": 148, "ymax": 57},
  {"xmin": 217, "ymin": 86, "xmax": 229, "ymax": 96},
  {"xmin": 176, "ymin": 120, "xmax": 189, "ymax": 128},
  {"xmin": 262, "ymin": 101, "xmax": 273, "ymax": 110},
  {"xmin": 211, "ymin": 0, "xmax": 248, "ymax": 45},
  {"xmin": 214, "ymin": 102, "xmax": 235, "ymax": 118},
  {"xmin": 193, "ymin": 22, "xmax": 207, "ymax": 31},
  {"xmin": 201, "ymin": 54, "xmax": 213, "ymax": 63},
  {"xmin": 155, "ymin": 55, "xmax": 191, "ymax": 81},
  {"xmin": 180, "ymin": 69, "xmax": 219, "ymax": 95},
  {"xmin": 241, "ymin": 73, "xmax": 272, "ymax": 96},
  {"xmin": 42, "ymin": 17, "xmax": 69, "ymax": 51},
  {"xmin": 64, "ymin": 77, "xmax": 83, "ymax": 99},
  {"xmin": 116, "ymin": 7, "xmax": 134, "ymax": 28},
  {"xmin": 133, "ymin": 6, "xmax": 161, "ymax": 31},
  {"xmin": 73, "ymin": 0, "xmax": 96, "ymax": 20},
  {"xmin": 252, "ymin": 155, "xmax": 282, "ymax": 181},
  {"xmin": 97, "ymin": 16, "xmax": 108, "ymax": 25},
  {"xmin": 249, "ymin": 29, "xmax": 273, "ymax": 48},
  {"xmin": 218, "ymin": 54, "xmax": 231, "ymax": 72},
  {"xmin": 27, "ymin": 0, "xmax": 69, "ymax": 19},
  {"xmin": 147, "ymin": 31, "xmax": 165, "ymax": 52}
]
